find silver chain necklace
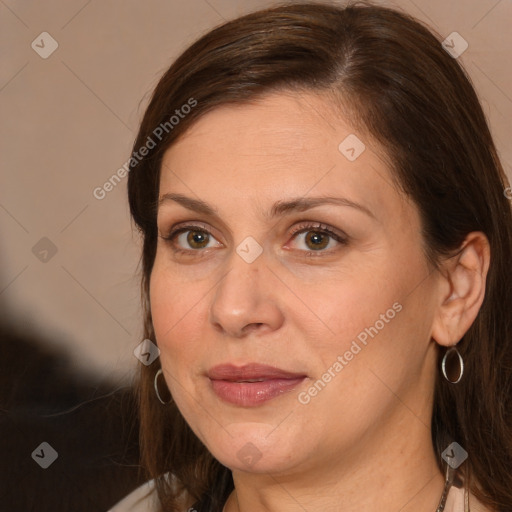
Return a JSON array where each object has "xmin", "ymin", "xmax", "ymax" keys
[{"xmin": 436, "ymin": 464, "xmax": 457, "ymax": 512}]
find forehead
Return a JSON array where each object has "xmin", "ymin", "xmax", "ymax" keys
[
  {"xmin": 158, "ymin": 90, "xmax": 405, "ymax": 221},
  {"xmin": 164, "ymin": 91, "xmax": 346, "ymax": 163}
]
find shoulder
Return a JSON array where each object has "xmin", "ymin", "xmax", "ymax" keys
[
  {"xmin": 445, "ymin": 484, "xmax": 495, "ymax": 512},
  {"xmin": 107, "ymin": 474, "xmax": 193, "ymax": 512},
  {"xmin": 107, "ymin": 479, "xmax": 159, "ymax": 512}
]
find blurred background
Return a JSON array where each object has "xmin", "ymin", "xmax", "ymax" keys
[{"xmin": 1, "ymin": 0, "xmax": 511, "ymax": 510}]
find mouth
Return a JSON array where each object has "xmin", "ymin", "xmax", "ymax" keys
[{"xmin": 207, "ymin": 363, "xmax": 307, "ymax": 407}]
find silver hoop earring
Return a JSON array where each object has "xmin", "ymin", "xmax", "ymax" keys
[
  {"xmin": 441, "ymin": 346, "xmax": 464, "ymax": 384},
  {"xmin": 154, "ymin": 368, "xmax": 171, "ymax": 404}
]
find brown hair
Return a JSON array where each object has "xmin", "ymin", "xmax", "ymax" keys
[{"xmin": 127, "ymin": 2, "xmax": 512, "ymax": 510}]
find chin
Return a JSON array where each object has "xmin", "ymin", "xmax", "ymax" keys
[{"xmin": 200, "ymin": 421, "xmax": 304, "ymax": 474}]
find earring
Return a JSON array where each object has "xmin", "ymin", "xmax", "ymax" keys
[
  {"xmin": 154, "ymin": 368, "xmax": 171, "ymax": 404},
  {"xmin": 441, "ymin": 346, "xmax": 464, "ymax": 384}
]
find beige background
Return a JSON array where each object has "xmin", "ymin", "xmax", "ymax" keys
[{"xmin": 1, "ymin": 0, "xmax": 511, "ymax": 383}]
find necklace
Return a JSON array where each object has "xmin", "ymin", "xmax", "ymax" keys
[{"xmin": 222, "ymin": 465, "xmax": 458, "ymax": 512}]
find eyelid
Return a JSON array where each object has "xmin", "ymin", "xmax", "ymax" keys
[
  {"xmin": 160, "ymin": 221, "xmax": 219, "ymax": 240},
  {"xmin": 288, "ymin": 221, "xmax": 347, "ymax": 240}
]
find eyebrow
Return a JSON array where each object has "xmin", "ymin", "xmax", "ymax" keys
[{"xmin": 158, "ymin": 193, "xmax": 376, "ymax": 220}]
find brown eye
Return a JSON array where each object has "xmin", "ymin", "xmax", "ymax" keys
[
  {"xmin": 287, "ymin": 223, "xmax": 348, "ymax": 254},
  {"xmin": 187, "ymin": 230, "xmax": 210, "ymax": 249},
  {"xmin": 304, "ymin": 231, "xmax": 330, "ymax": 250},
  {"xmin": 161, "ymin": 225, "xmax": 222, "ymax": 254}
]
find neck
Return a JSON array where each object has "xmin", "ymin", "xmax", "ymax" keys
[{"xmin": 224, "ymin": 409, "xmax": 445, "ymax": 512}]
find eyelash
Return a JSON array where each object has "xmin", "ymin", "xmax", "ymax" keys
[
  {"xmin": 160, "ymin": 222, "xmax": 348, "ymax": 257},
  {"xmin": 288, "ymin": 223, "xmax": 348, "ymax": 255}
]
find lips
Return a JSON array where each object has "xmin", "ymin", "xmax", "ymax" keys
[{"xmin": 207, "ymin": 363, "xmax": 307, "ymax": 406}]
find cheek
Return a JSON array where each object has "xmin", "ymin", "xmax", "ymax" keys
[
  {"xmin": 149, "ymin": 269, "xmax": 175, "ymax": 342},
  {"xmin": 300, "ymin": 256, "xmax": 430, "ymax": 391},
  {"xmin": 149, "ymin": 265, "xmax": 206, "ymax": 364},
  {"xmin": 296, "ymin": 264, "xmax": 403, "ymax": 351},
  {"xmin": 149, "ymin": 268, "xmax": 209, "ymax": 417}
]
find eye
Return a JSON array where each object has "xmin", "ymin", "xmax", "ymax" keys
[
  {"xmin": 159, "ymin": 221, "xmax": 348, "ymax": 258},
  {"xmin": 160, "ymin": 224, "xmax": 222, "ymax": 253},
  {"xmin": 286, "ymin": 222, "xmax": 348, "ymax": 253}
]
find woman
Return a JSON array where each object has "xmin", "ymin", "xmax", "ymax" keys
[{"xmin": 111, "ymin": 1, "xmax": 512, "ymax": 511}]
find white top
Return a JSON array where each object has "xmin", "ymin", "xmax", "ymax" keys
[
  {"xmin": 108, "ymin": 478, "xmax": 490, "ymax": 512},
  {"xmin": 108, "ymin": 479, "xmax": 158, "ymax": 512}
]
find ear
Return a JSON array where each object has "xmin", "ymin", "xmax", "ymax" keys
[{"xmin": 431, "ymin": 232, "xmax": 490, "ymax": 347}]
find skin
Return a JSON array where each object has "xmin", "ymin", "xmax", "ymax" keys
[{"xmin": 149, "ymin": 90, "xmax": 490, "ymax": 512}]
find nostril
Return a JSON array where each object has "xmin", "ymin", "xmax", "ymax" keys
[{"xmin": 243, "ymin": 322, "xmax": 264, "ymax": 333}]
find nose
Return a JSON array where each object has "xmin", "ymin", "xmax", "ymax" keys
[{"xmin": 209, "ymin": 250, "xmax": 285, "ymax": 338}]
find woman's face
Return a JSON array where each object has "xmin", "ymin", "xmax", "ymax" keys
[{"xmin": 150, "ymin": 90, "xmax": 442, "ymax": 475}]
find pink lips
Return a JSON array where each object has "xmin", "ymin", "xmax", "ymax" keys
[{"xmin": 208, "ymin": 363, "xmax": 307, "ymax": 407}]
